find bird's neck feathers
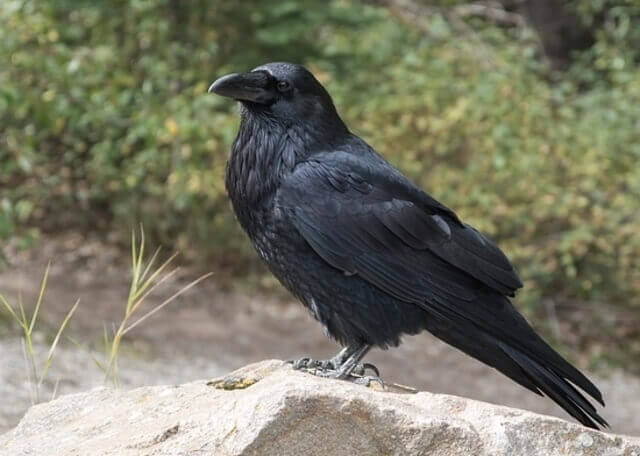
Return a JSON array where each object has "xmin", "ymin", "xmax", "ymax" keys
[
  {"xmin": 226, "ymin": 112, "xmax": 299, "ymax": 213},
  {"xmin": 225, "ymin": 107, "xmax": 348, "ymax": 214}
]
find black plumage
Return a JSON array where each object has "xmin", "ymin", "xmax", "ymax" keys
[{"xmin": 208, "ymin": 62, "xmax": 607, "ymax": 429}]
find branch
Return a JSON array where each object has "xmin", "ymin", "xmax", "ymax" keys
[
  {"xmin": 363, "ymin": 0, "xmax": 526, "ymax": 28},
  {"xmin": 361, "ymin": 0, "xmax": 537, "ymax": 70},
  {"xmin": 453, "ymin": 2, "xmax": 526, "ymax": 27}
]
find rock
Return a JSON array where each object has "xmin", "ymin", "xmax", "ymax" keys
[{"xmin": 1, "ymin": 360, "xmax": 638, "ymax": 456}]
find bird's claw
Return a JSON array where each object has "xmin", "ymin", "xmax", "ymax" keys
[
  {"xmin": 352, "ymin": 362, "xmax": 380, "ymax": 378},
  {"xmin": 353, "ymin": 374, "xmax": 385, "ymax": 388}
]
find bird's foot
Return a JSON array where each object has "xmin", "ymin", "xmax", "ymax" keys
[
  {"xmin": 314, "ymin": 362, "xmax": 381, "ymax": 381},
  {"xmin": 286, "ymin": 356, "xmax": 339, "ymax": 373},
  {"xmin": 286, "ymin": 356, "xmax": 322, "ymax": 371},
  {"xmin": 288, "ymin": 356, "xmax": 382, "ymax": 382},
  {"xmin": 286, "ymin": 349, "xmax": 351, "ymax": 372}
]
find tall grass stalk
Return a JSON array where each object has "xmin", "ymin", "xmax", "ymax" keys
[
  {"xmin": 103, "ymin": 228, "xmax": 212, "ymax": 386},
  {"xmin": 0, "ymin": 263, "xmax": 80, "ymax": 404}
]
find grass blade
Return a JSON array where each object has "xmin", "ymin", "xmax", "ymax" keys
[
  {"xmin": 0, "ymin": 293, "xmax": 21, "ymax": 327},
  {"xmin": 68, "ymin": 336, "xmax": 106, "ymax": 372},
  {"xmin": 39, "ymin": 299, "xmax": 80, "ymax": 386},
  {"xmin": 122, "ymin": 272, "xmax": 213, "ymax": 335},
  {"xmin": 29, "ymin": 262, "xmax": 50, "ymax": 334},
  {"xmin": 139, "ymin": 246, "xmax": 161, "ymax": 284},
  {"xmin": 130, "ymin": 253, "xmax": 178, "ymax": 305}
]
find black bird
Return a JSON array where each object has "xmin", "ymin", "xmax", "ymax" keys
[{"xmin": 208, "ymin": 62, "xmax": 607, "ymax": 429}]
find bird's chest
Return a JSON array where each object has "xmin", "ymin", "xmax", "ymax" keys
[
  {"xmin": 243, "ymin": 203, "xmax": 318, "ymax": 296},
  {"xmin": 249, "ymin": 205, "xmax": 306, "ymax": 273},
  {"xmin": 247, "ymin": 204, "xmax": 285, "ymax": 264}
]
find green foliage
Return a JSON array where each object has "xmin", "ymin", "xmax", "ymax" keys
[
  {"xmin": 1, "ymin": 1, "xmax": 639, "ymax": 359},
  {"xmin": 570, "ymin": 0, "xmax": 640, "ymax": 86}
]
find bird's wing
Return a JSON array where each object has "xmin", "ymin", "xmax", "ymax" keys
[
  {"xmin": 278, "ymin": 151, "xmax": 522, "ymax": 298},
  {"xmin": 277, "ymin": 153, "xmax": 606, "ymax": 429}
]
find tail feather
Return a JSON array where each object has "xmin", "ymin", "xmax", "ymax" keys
[
  {"xmin": 502, "ymin": 309, "xmax": 605, "ymax": 407},
  {"xmin": 499, "ymin": 342, "xmax": 608, "ymax": 429},
  {"xmin": 421, "ymin": 297, "xmax": 607, "ymax": 429}
]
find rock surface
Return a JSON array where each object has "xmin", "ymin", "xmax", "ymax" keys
[{"xmin": 1, "ymin": 360, "xmax": 639, "ymax": 456}]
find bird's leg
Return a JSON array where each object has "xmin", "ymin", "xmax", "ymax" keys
[
  {"xmin": 329, "ymin": 343, "xmax": 372, "ymax": 379},
  {"xmin": 318, "ymin": 345, "xmax": 355, "ymax": 371},
  {"xmin": 329, "ymin": 344, "xmax": 384, "ymax": 387},
  {"xmin": 309, "ymin": 343, "xmax": 381, "ymax": 378}
]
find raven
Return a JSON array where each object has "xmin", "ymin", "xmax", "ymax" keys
[{"xmin": 209, "ymin": 62, "xmax": 607, "ymax": 429}]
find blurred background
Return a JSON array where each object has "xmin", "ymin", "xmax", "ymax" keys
[{"xmin": 1, "ymin": 0, "xmax": 639, "ymax": 435}]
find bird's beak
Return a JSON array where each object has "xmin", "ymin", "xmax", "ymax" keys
[{"xmin": 208, "ymin": 71, "xmax": 275, "ymax": 105}]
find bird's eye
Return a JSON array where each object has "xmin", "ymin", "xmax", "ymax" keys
[{"xmin": 276, "ymin": 80, "xmax": 291, "ymax": 92}]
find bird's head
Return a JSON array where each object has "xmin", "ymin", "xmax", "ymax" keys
[{"xmin": 209, "ymin": 62, "xmax": 347, "ymax": 133}]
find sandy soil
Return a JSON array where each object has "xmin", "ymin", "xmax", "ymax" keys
[{"xmin": 1, "ymin": 233, "xmax": 639, "ymax": 436}]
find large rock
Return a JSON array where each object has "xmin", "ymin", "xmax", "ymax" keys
[{"xmin": 1, "ymin": 360, "xmax": 638, "ymax": 456}]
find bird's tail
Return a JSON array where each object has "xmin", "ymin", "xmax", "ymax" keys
[
  {"xmin": 422, "ymin": 297, "xmax": 607, "ymax": 429},
  {"xmin": 497, "ymin": 340, "xmax": 608, "ymax": 429}
]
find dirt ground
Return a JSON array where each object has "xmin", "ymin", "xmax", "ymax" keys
[{"xmin": 1, "ymin": 233, "xmax": 640, "ymax": 436}]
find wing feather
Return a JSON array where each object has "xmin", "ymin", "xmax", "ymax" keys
[{"xmin": 282, "ymin": 155, "xmax": 522, "ymax": 296}]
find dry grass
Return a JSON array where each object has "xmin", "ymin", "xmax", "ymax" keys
[
  {"xmin": 0, "ymin": 263, "xmax": 79, "ymax": 403},
  {"xmin": 100, "ymin": 228, "xmax": 213, "ymax": 386},
  {"xmin": 0, "ymin": 227, "xmax": 213, "ymax": 398}
]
